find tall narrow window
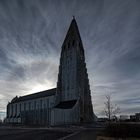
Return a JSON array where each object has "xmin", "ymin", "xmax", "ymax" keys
[
  {"xmin": 29, "ymin": 102, "xmax": 31, "ymax": 110},
  {"xmin": 24, "ymin": 103, "xmax": 26, "ymax": 111},
  {"xmin": 20, "ymin": 104, "xmax": 21, "ymax": 112},
  {"xmin": 68, "ymin": 42, "xmax": 70, "ymax": 49},
  {"xmin": 15, "ymin": 104, "xmax": 17, "ymax": 114},
  {"xmin": 40, "ymin": 100, "xmax": 42, "ymax": 109},
  {"xmin": 11, "ymin": 105, "xmax": 13, "ymax": 117},
  {"xmin": 63, "ymin": 45, "xmax": 66, "ymax": 50},
  {"xmin": 72, "ymin": 40, "xmax": 75, "ymax": 46},
  {"xmin": 7, "ymin": 105, "xmax": 9, "ymax": 117},
  {"xmin": 34, "ymin": 101, "xmax": 36, "ymax": 110}
]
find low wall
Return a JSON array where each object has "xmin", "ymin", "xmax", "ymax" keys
[{"xmin": 97, "ymin": 136, "xmax": 140, "ymax": 140}]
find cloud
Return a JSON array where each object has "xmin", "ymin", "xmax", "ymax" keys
[{"xmin": 0, "ymin": 0, "xmax": 139, "ymax": 119}]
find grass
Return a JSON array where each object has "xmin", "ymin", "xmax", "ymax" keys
[{"xmin": 104, "ymin": 122, "xmax": 140, "ymax": 138}]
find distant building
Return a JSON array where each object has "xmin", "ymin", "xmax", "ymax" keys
[
  {"xmin": 130, "ymin": 113, "xmax": 140, "ymax": 122},
  {"xmin": 120, "ymin": 115, "xmax": 130, "ymax": 121},
  {"xmin": 135, "ymin": 113, "xmax": 140, "ymax": 121},
  {"xmin": 130, "ymin": 115, "xmax": 136, "ymax": 121},
  {"xmin": 6, "ymin": 18, "xmax": 95, "ymax": 126},
  {"xmin": 97, "ymin": 117, "xmax": 109, "ymax": 122}
]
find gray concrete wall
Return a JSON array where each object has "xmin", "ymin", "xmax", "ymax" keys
[
  {"xmin": 6, "ymin": 95, "xmax": 55, "ymax": 124},
  {"xmin": 51, "ymin": 100, "xmax": 80, "ymax": 126}
]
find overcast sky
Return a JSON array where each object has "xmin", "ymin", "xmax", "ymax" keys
[{"xmin": 0, "ymin": 0, "xmax": 140, "ymax": 119}]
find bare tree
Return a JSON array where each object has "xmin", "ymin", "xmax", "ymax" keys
[{"xmin": 104, "ymin": 95, "xmax": 120, "ymax": 121}]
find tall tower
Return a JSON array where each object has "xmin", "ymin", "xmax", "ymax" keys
[{"xmin": 54, "ymin": 18, "xmax": 94, "ymax": 123}]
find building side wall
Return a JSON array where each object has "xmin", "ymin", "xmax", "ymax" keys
[
  {"xmin": 51, "ymin": 100, "xmax": 80, "ymax": 126},
  {"xmin": 6, "ymin": 95, "xmax": 55, "ymax": 124},
  {"xmin": 60, "ymin": 46, "xmax": 78, "ymax": 101},
  {"xmin": 6, "ymin": 19, "xmax": 94, "ymax": 126}
]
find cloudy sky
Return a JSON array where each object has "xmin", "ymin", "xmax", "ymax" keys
[{"xmin": 0, "ymin": 0, "xmax": 140, "ymax": 119}]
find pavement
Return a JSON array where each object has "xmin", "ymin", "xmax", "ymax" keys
[
  {"xmin": 0, "ymin": 123, "xmax": 104, "ymax": 140},
  {"xmin": 0, "ymin": 128, "xmax": 71, "ymax": 140}
]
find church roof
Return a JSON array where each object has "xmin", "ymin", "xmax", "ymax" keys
[
  {"xmin": 11, "ymin": 88, "xmax": 56, "ymax": 103},
  {"xmin": 55, "ymin": 100, "xmax": 77, "ymax": 109}
]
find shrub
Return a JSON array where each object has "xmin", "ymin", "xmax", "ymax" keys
[{"xmin": 105, "ymin": 123, "xmax": 140, "ymax": 138}]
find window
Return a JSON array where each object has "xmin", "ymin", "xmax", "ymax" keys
[
  {"xmin": 19, "ymin": 104, "xmax": 21, "ymax": 112},
  {"xmin": 47, "ymin": 99, "xmax": 49, "ymax": 107},
  {"xmin": 40, "ymin": 100, "xmax": 42, "ymax": 109},
  {"xmin": 67, "ymin": 85, "xmax": 69, "ymax": 90},
  {"xmin": 34, "ymin": 101, "xmax": 36, "ymax": 110},
  {"xmin": 79, "ymin": 42, "xmax": 80, "ymax": 47},
  {"xmin": 29, "ymin": 102, "xmax": 31, "ymax": 110},
  {"xmin": 72, "ymin": 40, "xmax": 75, "ymax": 46},
  {"xmin": 43, "ymin": 103, "xmax": 45, "ymax": 109},
  {"xmin": 64, "ymin": 45, "xmax": 66, "ymax": 49},
  {"xmin": 11, "ymin": 105, "xmax": 13, "ymax": 115},
  {"xmin": 15, "ymin": 104, "xmax": 17, "ymax": 114},
  {"xmin": 68, "ymin": 42, "xmax": 70, "ymax": 49},
  {"xmin": 24, "ymin": 103, "xmax": 26, "ymax": 111}
]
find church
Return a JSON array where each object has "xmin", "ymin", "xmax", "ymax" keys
[{"xmin": 6, "ymin": 18, "xmax": 95, "ymax": 126}]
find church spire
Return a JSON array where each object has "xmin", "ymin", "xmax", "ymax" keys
[
  {"xmin": 66, "ymin": 17, "xmax": 81, "ymax": 39},
  {"xmin": 56, "ymin": 18, "xmax": 94, "ymax": 122},
  {"xmin": 62, "ymin": 17, "xmax": 84, "ymax": 53}
]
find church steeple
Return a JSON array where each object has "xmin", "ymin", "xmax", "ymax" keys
[
  {"xmin": 66, "ymin": 17, "xmax": 80, "ymax": 37},
  {"xmin": 56, "ymin": 18, "xmax": 94, "ymax": 122},
  {"xmin": 62, "ymin": 17, "xmax": 84, "ymax": 52}
]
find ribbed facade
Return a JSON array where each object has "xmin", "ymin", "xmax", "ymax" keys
[{"xmin": 6, "ymin": 18, "xmax": 95, "ymax": 126}]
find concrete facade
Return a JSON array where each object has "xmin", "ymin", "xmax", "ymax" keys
[
  {"xmin": 6, "ymin": 18, "xmax": 95, "ymax": 126},
  {"xmin": 6, "ymin": 89, "xmax": 55, "ymax": 125}
]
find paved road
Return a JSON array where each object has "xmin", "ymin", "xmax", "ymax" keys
[
  {"xmin": 0, "ymin": 128, "xmax": 71, "ymax": 140},
  {"xmin": 0, "ymin": 125, "xmax": 103, "ymax": 140},
  {"xmin": 61, "ymin": 128, "xmax": 98, "ymax": 140}
]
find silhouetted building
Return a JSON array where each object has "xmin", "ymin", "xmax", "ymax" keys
[
  {"xmin": 130, "ymin": 113, "xmax": 140, "ymax": 122},
  {"xmin": 119, "ymin": 115, "xmax": 130, "ymax": 122},
  {"xmin": 6, "ymin": 18, "xmax": 95, "ymax": 126},
  {"xmin": 130, "ymin": 115, "xmax": 136, "ymax": 122}
]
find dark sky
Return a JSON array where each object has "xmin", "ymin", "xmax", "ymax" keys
[{"xmin": 0, "ymin": 0, "xmax": 140, "ymax": 118}]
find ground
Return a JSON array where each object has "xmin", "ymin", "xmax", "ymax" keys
[
  {"xmin": 0, "ymin": 124, "xmax": 102, "ymax": 140},
  {"xmin": 0, "ymin": 127, "xmax": 72, "ymax": 140}
]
